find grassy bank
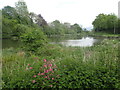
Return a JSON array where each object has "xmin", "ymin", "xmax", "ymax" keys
[
  {"xmin": 2, "ymin": 39, "xmax": 120, "ymax": 88},
  {"xmin": 90, "ymin": 32, "xmax": 120, "ymax": 38}
]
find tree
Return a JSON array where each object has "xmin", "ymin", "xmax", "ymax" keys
[
  {"xmin": 71, "ymin": 23, "xmax": 82, "ymax": 33},
  {"xmin": 15, "ymin": 0, "xmax": 29, "ymax": 16},
  {"xmin": 92, "ymin": 13, "xmax": 119, "ymax": 34},
  {"xmin": 2, "ymin": 6, "xmax": 18, "ymax": 19},
  {"xmin": 36, "ymin": 14, "xmax": 47, "ymax": 26},
  {"xmin": 106, "ymin": 14, "xmax": 118, "ymax": 34}
]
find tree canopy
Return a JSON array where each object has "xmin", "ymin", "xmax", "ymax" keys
[{"xmin": 92, "ymin": 13, "xmax": 120, "ymax": 34}]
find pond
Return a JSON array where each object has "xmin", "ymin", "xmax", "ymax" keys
[
  {"xmin": 50, "ymin": 36, "xmax": 103, "ymax": 47},
  {"xmin": 2, "ymin": 36, "xmax": 103, "ymax": 49}
]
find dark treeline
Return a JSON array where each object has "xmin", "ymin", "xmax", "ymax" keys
[{"xmin": 92, "ymin": 13, "xmax": 120, "ymax": 34}]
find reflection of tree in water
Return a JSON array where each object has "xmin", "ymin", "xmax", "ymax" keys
[{"xmin": 49, "ymin": 35, "xmax": 83, "ymax": 43}]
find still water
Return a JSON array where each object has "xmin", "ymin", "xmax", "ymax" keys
[
  {"xmin": 50, "ymin": 37, "xmax": 102, "ymax": 47},
  {"xmin": 2, "ymin": 36, "xmax": 103, "ymax": 49}
]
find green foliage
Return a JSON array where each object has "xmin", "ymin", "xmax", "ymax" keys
[
  {"xmin": 2, "ymin": 39, "xmax": 120, "ymax": 88},
  {"xmin": 2, "ymin": 6, "xmax": 18, "ymax": 19},
  {"xmin": 2, "ymin": 5, "xmax": 35, "ymax": 39},
  {"xmin": 20, "ymin": 28, "xmax": 47, "ymax": 52},
  {"xmin": 92, "ymin": 13, "xmax": 119, "ymax": 34},
  {"xmin": 15, "ymin": 0, "xmax": 29, "ymax": 16},
  {"xmin": 54, "ymin": 66, "xmax": 119, "ymax": 88},
  {"xmin": 2, "ymin": 18, "xmax": 16, "ymax": 38},
  {"xmin": 71, "ymin": 23, "xmax": 82, "ymax": 33},
  {"xmin": 43, "ymin": 20, "xmax": 83, "ymax": 36},
  {"xmin": 2, "ymin": 1, "xmax": 120, "ymax": 89}
]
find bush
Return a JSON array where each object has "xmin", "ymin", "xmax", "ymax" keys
[{"xmin": 20, "ymin": 28, "xmax": 47, "ymax": 53}]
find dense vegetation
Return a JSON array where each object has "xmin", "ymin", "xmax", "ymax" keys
[
  {"xmin": 2, "ymin": 1, "xmax": 83, "ymax": 39},
  {"xmin": 92, "ymin": 13, "xmax": 120, "ymax": 34},
  {"xmin": 44, "ymin": 20, "xmax": 82, "ymax": 36},
  {"xmin": 2, "ymin": 0, "xmax": 120, "ymax": 89},
  {"xmin": 2, "ymin": 4, "xmax": 46, "ymax": 39},
  {"xmin": 2, "ymin": 39, "xmax": 120, "ymax": 88}
]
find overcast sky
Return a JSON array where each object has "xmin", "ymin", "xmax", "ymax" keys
[{"xmin": 0, "ymin": 0, "xmax": 119, "ymax": 28}]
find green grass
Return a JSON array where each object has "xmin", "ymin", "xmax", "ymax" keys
[
  {"xmin": 91, "ymin": 32, "xmax": 120, "ymax": 37},
  {"xmin": 2, "ymin": 39, "xmax": 120, "ymax": 88}
]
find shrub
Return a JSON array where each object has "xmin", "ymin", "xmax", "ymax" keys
[{"xmin": 20, "ymin": 28, "xmax": 47, "ymax": 53}]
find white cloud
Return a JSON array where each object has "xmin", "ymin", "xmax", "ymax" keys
[{"xmin": 0, "ymin": 0, "xmax": 119, "ymax": 28}]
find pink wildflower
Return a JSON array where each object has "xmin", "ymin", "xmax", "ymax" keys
[
  {"xmin": 28, "ymin": 64, "xmax": 30, "ymax": 66},
  {"xmin": 41, "ymin": 73, "xmax": 44, "ymax": 75},
  {"xmin": 52, "ymin": 78, "xmax": 54, "ymax": 80},
  {"xmin": 48, "ymin": 68, "xmax": 53, "ymax": 71},
  {"xmin": 33, "ymin": 75, "xmax": 36, "ymax": 77},
  {"xmin": 43, "ymin": 59, "xmax": 47, "ymax": 62},
  {"xmin": 29, "ymin": 67, "xmax": 33, "ymax": 69},
  {"xmin": 38, "ymin": 73, "xmax": 41, "ymax": 75},
  {"xmin": 44, "ymin": 76, "xmax": 48, "ymax": 78},
  {"xmin": 32, "ymin": 80, "xmax": 36, "ymax": 83},
  {"xmin": 44, "ymin": 70, "xmax": 49, "ymax": 73},
  {"xmin": 44, "ymin": 65, "xmax": 47, "ymax": 68},
  {"xmin": 48, "ymin": 64, "xmax": 52, "ymax": 67}
]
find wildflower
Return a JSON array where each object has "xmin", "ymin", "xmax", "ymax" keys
[
  {"xmin": 44, "ymin": 76, "xmax": 48, "ymax": 78},
  {"xmin": 32, "ymin": 80, "xmax": 36, "ymax": 83},
  {"xmin": 44, "ymin": 59, "xmax": 47, "ymax": 62},
  {"xmin": 41, "ymin": 73, "xmax": 44, "ymax": 75},
  {"xmin": 33, "ymin": 75, "xmax": 36, "ymax": 77},
  {"xmin": 29, "ymin": 67, "xmax": 33, "ymax": 69},
  {"xmin": 28, "ymin": 64, "xmax": 30, "ymax": 66},
  {"xmin": 44, "ymin": 70, "xmax": 49, "ymax": 73},
  {"xmin": 38, "ymin": 73, "xmax": 41, "ymax": 75},
  {"xmin": 44, "ymin": 65, "xmax": 47, "ymax": 68},
  {"xmin": 48, "ymin": 64, "xmax": 52, "ymax": 67},
  {"xmin": 48, "ymin": 68, "xmax": 53, "ymax": 71},
  {"xmin": 52, "ymin": 78, "xmax": 54, "ymax": 80}
]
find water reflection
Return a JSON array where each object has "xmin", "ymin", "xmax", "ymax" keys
[
  {"xmin": 2, "ymin": 36, "xmax": 103, "ymax": 49},
  {"xmin": 51, "ymin": 37, "xmax": 102, "ymax": 47}
]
